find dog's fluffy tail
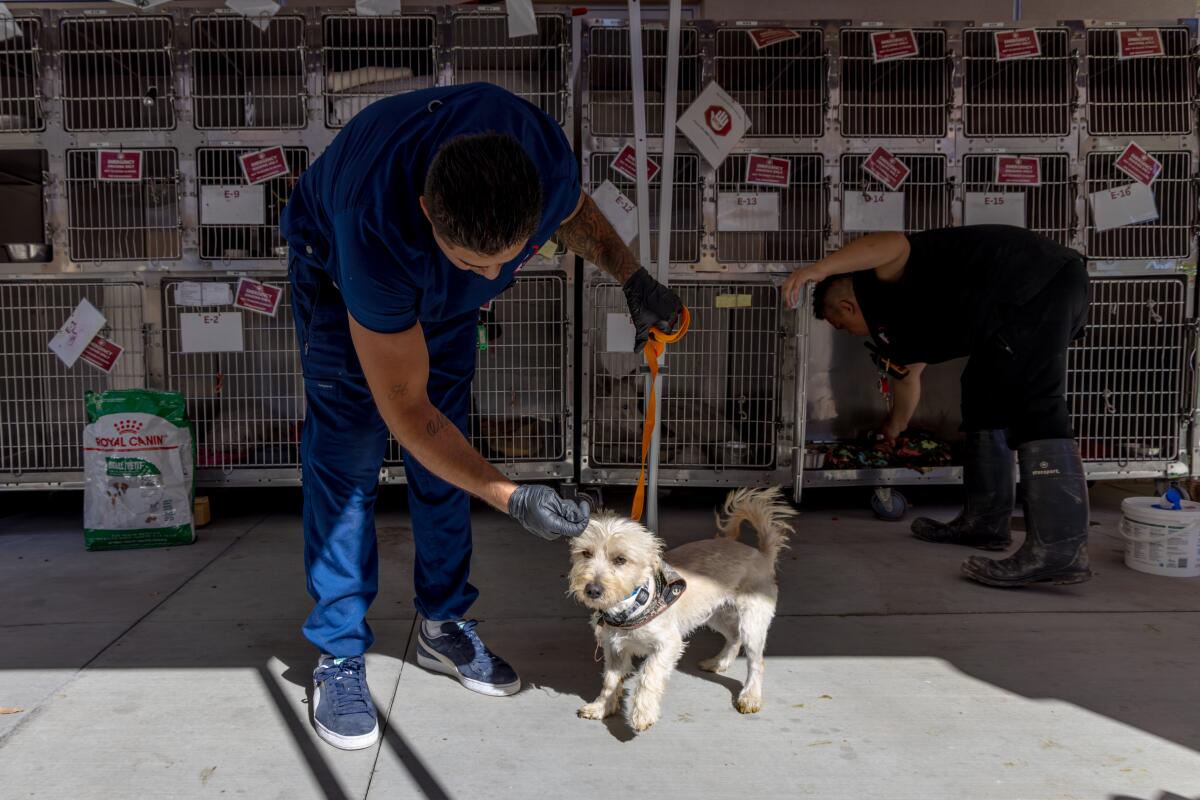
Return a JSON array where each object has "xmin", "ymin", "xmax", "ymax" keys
[{"xmin": 714, "ymin": 487, "xmax": 796, "ymax": 568}]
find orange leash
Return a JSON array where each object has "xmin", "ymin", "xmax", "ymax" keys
[{"xmin": 631, "ymin": 306, "xmax": 691, "ymax": 522}]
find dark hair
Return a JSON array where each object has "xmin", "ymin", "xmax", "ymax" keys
[
  {"xmin": 811, "ymin": 275, "xmax": 849, "ymax": 320},
  {"xmin": 423, "ymin": 133, "xmax": 543, "ymax": 255}
]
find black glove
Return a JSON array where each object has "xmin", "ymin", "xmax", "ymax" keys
[
  {"xmin": 508, "ymin": 484, "xmax": 591, "ymax": 541},
  {"xmin": 622, "ymin": 267, "xmax": 684, "ymax": 354}
]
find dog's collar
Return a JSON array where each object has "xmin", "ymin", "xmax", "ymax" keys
[{"xmin": 598, "ymin": 564, "xmax": 687, "ymax": 629}]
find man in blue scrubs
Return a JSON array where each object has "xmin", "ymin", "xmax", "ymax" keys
[{"xmin": 281, "ymin": 84, "xmax": 682, "ymax": 750}]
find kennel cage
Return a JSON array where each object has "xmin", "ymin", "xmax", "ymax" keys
[
  {"xmin": 0, "ymin": 13, "xmax": 43, "ymax": 133},
  {"xmin": 838, "ymin": 27, "xmax": 951, "ymax": 139},
  {"xmin": 1086, "ymin": 25, "xmax": 1194, "ymax": 136},
  {"xmin": 961, "ymin": 26, "xmax": 1075, "ymax": 139},
  {"xmin": 715, "ymin": 152, "xmax": 827, "ymax": 265},
  {"xmin": 581, "ymin": 273, "xmax": 797, "ymax": 488},
  {"xmin": 713, "ymin": 25, "xmax": 827, "ymax": 140},
  {"xmin": 59, "ymin": 15, "xmax": 175, "ymax": 132},
  {"xmin": 196, "ymin": 146, "xmax": 309, "ymax": 262},
  {"xmin": 383, "ymin": 271, "xmax": 574, "ymax": 482},
  {"xmin": 1084, "ymin": 149, "xmax": 1194, "ymax": 261},
  {"xmin": 838, "ymin": 152, "xmax": 951, "ymax": 245},
  {"xmin": 450, "ymin": 9, "xmax": 570, "ymax": 127},
  {"xmin": 960, "ymin": 153, "xmax": 1075, "ymax": 246},
  {"xmin": 65, "ymin": 147, "xmax": 182, "ymax": 264},
  {"xmin": 191, "ymin": 14, "xmax": 307, "ymax": 130},
  {"xmin": 0, "ymin": 279, "xmax": 146, "ymax": 488},
  {"xmin": 160, "ymin": 277, "xmax": 304, "ymax": 483},
  {"xmin": 0, "ymin": 149, "xmax": 50, "ymax": 265},
  {"xmin": 321, "ymin": 12, "xmax": 438, "ymax": 128}
]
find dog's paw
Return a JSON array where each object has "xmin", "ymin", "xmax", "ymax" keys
[
  {"xmin": 736, "ymin": 692, "xmax": 762, "ymax": 714},
  {"xmin": 577, "ymin": 702, "xmax": 609, "ymax": 720},
  {"xmin": 698, "ymin": 657, "xmax": 730, "ymax": 674},
  {"xmin": 628, "ymin": 707, "xmax": 659, "ymax": 732}
]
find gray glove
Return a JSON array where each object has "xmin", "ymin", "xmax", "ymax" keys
[{"xmin": 508, "ymin": 485, "xmax": 591, "ymax": 541}]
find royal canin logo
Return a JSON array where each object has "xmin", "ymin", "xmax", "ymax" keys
[{"xmin": 96, "ymin": 419, "xmax": 165, "ymax": 448}]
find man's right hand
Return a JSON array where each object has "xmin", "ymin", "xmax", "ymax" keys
[
  {"xmin": 783, "ymin": 263, "xmax": 827, "ymax": 310},
  {"xmin": 508, "ymin": 485, "xmax": 591, "ymax": 541}
]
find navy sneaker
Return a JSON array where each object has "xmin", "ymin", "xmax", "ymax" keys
[
  {"xmin": 312, "ymin": 655, "xmax": 380, "ymax": 750},
  {"xmin": 415, "ymin": 619, "xmax": 521, "ymax": 697}
]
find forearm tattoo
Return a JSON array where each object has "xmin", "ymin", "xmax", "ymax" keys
[
  {"xmin": 554, "ymin": 194, "xmax": 640, "ymax": 284},
  {"xmin": 425, "ymin": 411, "xmax": 453, "ymax": 439}
]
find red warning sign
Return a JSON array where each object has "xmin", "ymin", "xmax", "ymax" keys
[
  {"xmin": 80, "ymin": 335, "xmax": 124, "ymax": 373},
  {"xmin": 994, "ymin": 29, "xmax": 1041, "ymax": 61},
  {"xmin": 747, "ymin": 29, "xmax": 800, "ymax": 50},
  {"xmin": 995, "ymin": 156, "xmax": 1041, "ymax": 186},
  {"xmin": 1118, "ymin": 28, "xmax": 1165, "ymax": 59},
  {"xmin": 233, "ymin": 277, "xmax": 283, "ymax": 317},
  {"xmin": 870, "ymin": 29, "xmax": 919, "ymax": 63},
  {"xmin": 97, "ymin": 150, "xmax": 143, "ymax": 182},
  {"xmin": 611, "ymin": 144, "xmax": 661, "ymax": 182},
  {"xmin": 1114, "ymin": 141, "xmax": 1162, "ymax": 186},
  {"xmin": 862, "ymin": 146, "xmax": 910, "ymax": 191},
  {"xmin": 745, "ymin": 155, "xmax": 791, "ymax": 187},
  {"xmin": 239, "ymin": 146, "xmax": 290, "ymax": 185}
]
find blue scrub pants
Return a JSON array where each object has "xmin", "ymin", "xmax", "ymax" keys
[{"xmin": 290, "ymin": 256, "xmax": 479, "ymax": 657}]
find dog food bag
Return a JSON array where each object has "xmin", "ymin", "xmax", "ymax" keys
[{"xmin": 82, "ymin": 389, "xmax": 196, "ymax": 551}]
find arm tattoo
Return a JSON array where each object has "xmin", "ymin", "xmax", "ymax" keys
[
  {"xmin": 387, "ymin": 383, "xmax": 408, "ymax": 401},
  {"xmin": 425, "ymin": 411, "xmax": 453, "ymax": 439},
  {"xmin": 554, "ymin": 194, "xmax": 640, "ymax": 284}
]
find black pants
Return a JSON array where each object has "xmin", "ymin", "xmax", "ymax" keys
[{"xmin": 960, "ymin": 259, "xmax": 1089, "ymax": 448}]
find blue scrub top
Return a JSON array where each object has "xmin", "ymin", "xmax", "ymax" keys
[{"xmin": 281, "ymin": 83, "xmax": 580, "ymax": 334}]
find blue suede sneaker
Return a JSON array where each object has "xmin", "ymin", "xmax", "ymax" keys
[
  {"xmin": 415, "ymin": 619, "xmax": 521, "ymax": 697},
  {"xmin": 312, "ymin": 655, "xmax": 380, "ymax": 750}
]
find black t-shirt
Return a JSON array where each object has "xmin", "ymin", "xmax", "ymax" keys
[{"xmin": 852, "ymin": 225, "xmax": 1082, "ymax": 366}]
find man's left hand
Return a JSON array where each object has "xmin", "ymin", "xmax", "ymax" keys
[{"xmin": 622, "ymin": 267, "xmax": 683, "ymax": 354}]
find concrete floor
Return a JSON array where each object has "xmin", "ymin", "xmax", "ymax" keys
[{"xmin": 1, "ymin": 483, "xmax": 1199, "ymax": 800}]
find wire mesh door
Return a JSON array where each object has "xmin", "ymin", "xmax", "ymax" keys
[
  {"xmin": 451, "ymin": 11, "xmax": 568, "ymax": 125},
  {"xmin": 197, "ymin": 147, "xmax": 309, "ymax": 261},
  {"xmin": 191, "ymin": 14, "xmax": 306, "ymax": 130},
  {"xmin": 715, "ymin": 153, "xmax": 826, "ymax": 264},
  {"xmin": 1067, "ymin": 277, "xmax": 1186, "ymax": 466},
  {"xmin": 322, "ymin": 13, "xmax": 437, "ymax": 128},
  {"xmin": 1086, "ymin": 26, "xmax": 1194, "ymax": 136},
  {"xmin": 586, "ymin": 24, "xmax": 701, "ymax": 138},
  {"xmin": 0, "ymin": 280, "xmax": 145, "ymax": 479},
  {"xmin": 961, "ymin": 27, "xmax": 1073, "ymax": 138},
  {"xmin": 161, "ymin": 279, "xmax": 303, "ymax": 475},
  {"xmin": 839, "ymin": 153, "xmax": 949, "ymax": 244},
  {"xmin": 59, "ymin": 15, "xmax": 175, "ymax": 131},
  {"xmin": 714, "ymin": 26, "xmax": 826, "ymax": 139},
  {"xmin": 65, "ymin": 148, "xmax": 181, "ymax": 263},
  {"xmin": 839, "ymin": 28, "xmax": 950, "ymax": 138},
  {"xmin": 0, "ymin": 15, "xmax": 43, "ymax": 133},
  {"xmin": 587, "ymin": 152, "xmax": 702, "ymax": 263},
  {"xmin": 1085, "ymin": 150, "xmax": 1194, "ymax": 260},
  {"xmin": 588, "ymin": 280, "xmax": 783, "ymax": 474},
  {"xmin": 961, "ymin": 153, "xmax": 1074, "ymax": 245}
]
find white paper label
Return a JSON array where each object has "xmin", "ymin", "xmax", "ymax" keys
[
  {"xmin": 48, "ymin": 298, "xmax": 107, "ymax": 368},
  {"xmin": 175, "ymin": 282, "xmax": 234, "ymax": 307},
  {"xmin": 964, "ymin": 192, "xmax": 1026, "ymax": 228},
  {"xmin": 0, "ymin": 4, "xmax": 22, "ymax": 43},
  {"xmin": 1091, "ymin": 182, "xmax": 1159, "ymax": 232},
  {"xmin": 605, "ymin": 313, "xmax": 636, "ymax": 353},
  {"xmin": 717, "ymin": 193, "xmax": 780, "ymax": 232},
  {"xmin": 676, "ymin": 82, "xmax": 750, "ymax": 168},
  {"xmin": 224, "ymin": 0, "xmax": 280, "ymax": 32},
  {"xmin": 506, "ymin": 0, "xmax": 538, "ymax": 38},
  {"xmin": 355, "ymin": 0, "xmax": 401, "ymax": 16},
  {"xmin": 200, "ymin": 184, "xmax": 265, "ymax": 226},
  {"xmin": 180, "ymin": 312, "xmax": 245, "ymax": 353},
  {"xmin": 591, "ymin": 180, "xmax": 639, "ymax": 245},
  {"xmin": 843, "ymin": 191, "xmax": 905, "ymax": 232}
]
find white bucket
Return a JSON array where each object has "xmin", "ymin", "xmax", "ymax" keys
[{"xmin": 1120, "ymin": 496, "xmax": 1200, "ymax": 578}]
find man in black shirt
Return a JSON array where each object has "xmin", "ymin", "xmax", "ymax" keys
[{"xmin": 784, "ymin": 225, "xmax": 1091, "ymax": 588}]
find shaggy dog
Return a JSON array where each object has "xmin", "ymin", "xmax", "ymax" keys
[{"xmin": 568, "ymin": 488, "xmax": 794, "ymax": 732}]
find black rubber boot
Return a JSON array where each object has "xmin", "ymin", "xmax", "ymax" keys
[
  {"xmin": 962, "ymin": 439, "xmax": 1092, "ymax": 588},
  {"xmin": 911, "ymin": 430, "xmax": 1014, "ymax": 551}
]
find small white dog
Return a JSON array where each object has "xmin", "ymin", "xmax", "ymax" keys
[{"xmin": 568, "ymin": 487, "xmax": 795, "ymax": 732}]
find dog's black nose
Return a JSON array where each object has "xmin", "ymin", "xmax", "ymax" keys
[{"xmin": 584, "ymin": 583, "xmax": 603, "ymax": 599}]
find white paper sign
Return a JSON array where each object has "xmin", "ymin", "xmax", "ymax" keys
[
  {"xmin": 506, "ymin": 0, "xmax": 538, "ymax": 38},
  {"xmin": 676, "ymin": 82, "xmax": 750, "ymax": 168},
  {"xmin": 48, "ymin": 298, "xmax": 107, "ymax": 368},
  {"xmin": 717, "ymin": 193, "xmax": 780, "ymax": 232},
  {"xmin": 1091, "ymin": 182, "xmax": 1159, "ymax": 232},
  {"xmin": 605, "ymin": 313, "xmax": 636, "ymax": 353},
  {"xmin": 175, "ymin": 282, "xmax": 234, "ymax": 308},
  {"xmin": 224, "ymin": 0, "xmax": 280, "ymax": 32},
  {"xmin": 964, "ymin": 192, "xmax": 1026, "ymax": 228},
  {"xmin": 592, "ymin": 180, "xmax": 639, "ymax": 245},
  {"xmin": 356, "ymin": 0, "xmax": 401, "ymax": 16},
  {"xmin": 181, "ymin": 312, "xmax": 245, "ymax": 353},
  {"xmin": 843, "ymin": 191, "xmax": 905, "ymax": 232},
  {"xmin": 0, "ymin": 4, "xmax": 22, "ymax": 43},
  {"xmin": 201, "ymin": 184, "xmax": 266, "ymax": 226}
]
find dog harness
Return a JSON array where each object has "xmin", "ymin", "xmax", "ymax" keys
[{"xmin": 597, "ymin": 564, "xmax": 687, "ymax": 629}]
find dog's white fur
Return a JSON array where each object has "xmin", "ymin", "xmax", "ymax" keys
[{"xmin": 568, "ymin": 488, "xmax": 795, "ymax": 732}]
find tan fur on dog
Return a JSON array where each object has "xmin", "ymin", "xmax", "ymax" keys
[{"xmin": 568, "ymin": 488, "xmax": 795, "ymax": 732}]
